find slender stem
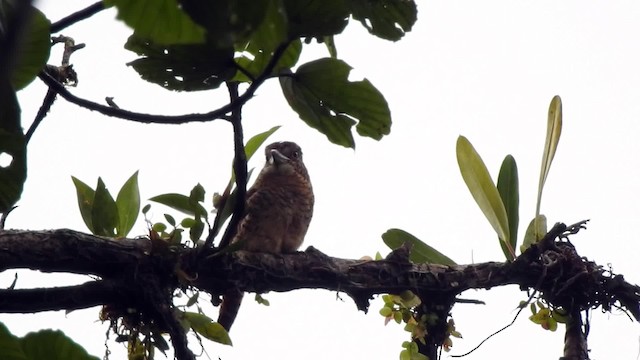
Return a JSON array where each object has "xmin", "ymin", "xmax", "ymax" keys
[
  {"xmin": 217, "ymin": 83, "xmax": 246, "ymax": 250},
  {"xmin": 50, "ymin": 2, "xmax": 105, "ymax": 33},
  {"xmin": 25, "ymin": 89, "xmax": 56, "ymax": 144},
  {"xmin": 38, "ymin": 39, "xmax": 291, "ymax": 125}
]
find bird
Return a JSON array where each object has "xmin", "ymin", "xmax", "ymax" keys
[{"xmin": 217, "ymin": 141, "xmax": 314, "ymax": 332}]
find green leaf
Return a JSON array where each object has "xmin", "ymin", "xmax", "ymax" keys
[
  {"xmin": 0, "ymin": 322, "xmax": 26, "ymax": 360},
  {"xmin": 164, "ymin": 214, "xmax": 176, "ymax": 227},
  {"xmin": 106, "ymin": 0, "xmax": 205, "ymax": 44},
  {"xmin": 92, "ymin": 178, "xmax": 119, "ymax": 237},
  {"xmin": 125, "ymin": 35, "xmax": 235, "ymax": 91},
  {"xmin": 283, "ymin": 0, "xmax": 349, "ymax": 39},
  {"xmin": 115, "ymin": 171, "xmax": 140, "ymax": 237},
  {"xmin": 456, "ymin": 136, "xmax": 511, "ymax": 248},
  {"xmin": 212, "ymin": 169, "xmax": 254, "ymax": 238},
  {"xmin": 350, "ymin": 0, "xmax": 417, "ymax": 41},
  {"xmin": 181, "ymin": 217, "xmax": 196, "ymax": 228},
  {"xmin": 0, "ymin": 78, "xmax": 26, "ymax": 213},
  {"xmin": 186, "ymin": 292, "xmax": 199, "ymax": 307},
  {"xmin": 0, "ymin": 4, "xmax": 51, "ymax": 90},
  {"xmin": 181, "ymin": 312, "xmax": 232, "ymax": 345},
  {"xmin": 521, "ymin": 214, "xmax": 547, "ymax": 252},
  {"xmin": 71, "ymin": 177, "xmax": 96, "ymax": 234},
  {"xmin": 179, "ymin": 0, "xmax": 269, "ymax": 48},
  {"xmin": 21, "ymin": 329, "xmax": 99, "ymax": 360},
  {"xmin": 245, "ymin": 126, "xmax": 281, "ymax": 161},
  {"xmin": 254, "ymin": 293, "xmax": 270, "ymax": 306},
  {"xmin": 0, "ymin": 131, "xmax": 26, "ymax": 213},
  {"xmin": 149, "ymin": 193, "xmax": 207, "ymax": 216},
  {"xmin": 280, "ymin": 58, "xmax": 391, "ymax": 148},
  {"xmin": 536, "ymin": 95, "xmax": 562, "ymax": 216},
  {"xmin": 382, "ymin": 228, "xmax": 456, "ymax": 266},
  {"xmin": 189, "ymin": 183, "xmax": 205, "ymax": 206},
  {"xmin": 189, "ymin": 219, "xmax": 205, "ymax": 242},
  {"xmin": 496, "ymin": 155, "xmax": 519, "ymax": 260},
  {"xmin": 232, "ymin": 0, "xmax": 297, "ymax": 82}
]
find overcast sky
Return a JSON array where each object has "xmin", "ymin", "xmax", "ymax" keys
[{"xmin": 2, "ymin": 1, "xmax": 640, "ymax": 359}]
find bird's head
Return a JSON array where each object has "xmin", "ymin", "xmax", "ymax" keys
[{"xmin": 263, "ymin": 141, "xmax": 308, "ymax": 178}]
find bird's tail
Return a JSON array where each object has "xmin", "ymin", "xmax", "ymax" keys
[{"xmin": 217, "ymin": 288, "xmax": 244, "ymax": 332}]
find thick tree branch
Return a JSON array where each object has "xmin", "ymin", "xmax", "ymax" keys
[
  {"xmin": 1, "ymin": 225, "xmax": 638, "ymax": 360},
  {"xmin": 0, "ymin": 280, "xmax": 123, "ymax": 313},
  {"xmin": 1, "ymin": 226, "xmax": 638, "ymax": 321}
]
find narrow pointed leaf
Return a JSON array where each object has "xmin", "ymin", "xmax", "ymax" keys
[
  {"xmin": 182, "ymin": 312, "xmax": 232, "ymax": 345},
  {"xmin": 456, "ymin": 136, "xmax": 510, "ymax": 246},
  {"xmin": 536, "ymin": 96, "xmax": 562, "ymax": 216},
  {"xmin": 71, "ymin": 177, "xmax": 96, "ymax": 233},
  {"xmin": 521, "ymin": 214, "xmax": 547, "ymax": 252},
  {"xmin": 149, "ymin": 193, "xmax": 206, "ymax": 216},
  {"xmin": 496, "ymin": 155, "xmax": 519, "ymax": 260},
  {"xmin": 244, "ymin": 126, "xmax": 281, "ymax": 161},
  {"xmin": 92, "ymin": 178, "xmax": 118, "ymax": 237},
  {"xmin": 115, "ymin": 171, "xmax": 140, "ymax": 237},
  {"xmin": 382, "ymin": 228, "xmax": 456, "ymax": 266}
]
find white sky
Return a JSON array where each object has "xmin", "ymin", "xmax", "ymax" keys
[{"xmin": 2, "ymin": 1, "xmax": 640, "ymax": 359}]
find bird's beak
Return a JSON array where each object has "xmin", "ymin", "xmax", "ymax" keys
[{"xmin": 268, "ymin": 149, "xmax": 289, "ymax": 166}]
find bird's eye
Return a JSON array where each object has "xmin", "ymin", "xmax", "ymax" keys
[{"xmin": 292, "ymin": 151, "xmax": 300, "ymax": 158}]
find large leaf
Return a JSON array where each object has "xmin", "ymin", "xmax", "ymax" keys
[
  {"xmin": 91, "ymin": 178, "xmax": 118, "ymax": 237},
  {"xmin": 496, "ymin": 155, "xmax": 519, "ymax": 260},
  {"xmin": 71, "ymin": 177, "xmax": 96, "ymax": 233},
  {"xmin": 382, "ymin": 228, "xmax": 456, "ymax": 266},
  {"xmin": 0, "ymin": 323, "xmax": 99, "ymax": 360},
  {"xmin": 0, "ymin": 83, "xmax": 26, "ymax": 213},
  {"xmin": 536, "ymin": 95, "xmax": 562, "ymax": 216},
  {"xmin": 181, "ymin": 311, "xmax": 232, "ymax": 345},
  {"xmin": 0, "ymin": 322, "xmax": 25, "ymax": 360},
  {"xmin": 456, "ymin": 136, "xmax": 511, "ymax": 248},
  {"xmin": 115, "ymin": 171, "xmax": 140, "ymax": 237},
  {"xmin": 350, "ymin": 0, "xmax": 417, "ymax": 41},
  {"xmin": 0, "ymin": 4, "xmax": 51, "ymax": 90},
  {"xmin": 283, "ymin": 0, "xmax": 349, "ymax": 39},
  {"xmin": 149, "ymin": 193, "xmax": 207, "ymax": 216},
  {"xmin": 179, "ymin": 0, "xmax": 269, "ymax": 48},
  {"xmin": 125, "ymin": 35, "xmax": 235, "ymax": 91},
  {"xmin": 21, "ymin": 329, "xmax": 99, "ymax": 360},
  {"xmin": 280, "ymin": 58, "xmax": 391, "ymax": 148},
  {"xmin": 106, "ymin": 0, "xmax": 205, "ymax": 44},
  {"xmin": 233, "ymin": 1, "xmax": 300, "ymax": 82}
]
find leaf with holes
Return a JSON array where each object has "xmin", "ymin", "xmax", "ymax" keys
[
  {"xmin": 350, "ymin": 0, "xmax": 417, "ymax": 41},
  {"xmin": 280, "ymin": 58, "xmax": 391, "ymax": 148}
]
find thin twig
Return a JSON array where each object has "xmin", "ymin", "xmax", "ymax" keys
[
  {"xmin": 39, "ymin": 40, "xmax": 293, "ymax": 125},
  {"xmin": 50, "ymin": 2, "xmax": 105, "ymax": 33},
  {"xmin": 201, "ymin": 40, "xmax": 293, "ymax": 250},
  {"xmin": 25, "ymin": 89, "xmax": 56, "ymax": 143}
]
